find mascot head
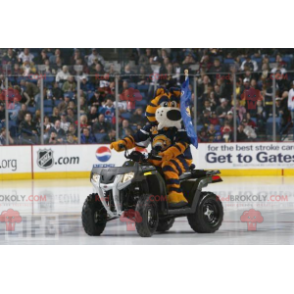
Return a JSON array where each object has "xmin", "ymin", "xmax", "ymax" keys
[{"xmin": 145, "ymin": 87, "xmax": 182, "ymax": 130}]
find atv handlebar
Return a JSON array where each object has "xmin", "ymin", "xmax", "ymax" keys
[
  {"xmin": 118, "ymin": 143, "xmax": 162, "ymax": 163},
  {"xmin": 124, "ymin": 149, "xmax": 162, "ymax": 163}
]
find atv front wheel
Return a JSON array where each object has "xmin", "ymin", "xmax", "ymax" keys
[
  {"xmin": 82, "ymin": 193, "xmax": 107, "ymax": 236},
  {"xmin": 187, "ymin": 192, "xmax": 223, "ymax": 233},
  {"xmin": 156, "ymin": 218, "xmax": 175, "ymax": 232},
  {"xmin": 135, "ymin": 194, "xmax": 159, "ymax": 237}
]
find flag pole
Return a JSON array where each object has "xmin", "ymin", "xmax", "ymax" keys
[{"xmin": 184, "ymin": 69, "xmax": 188, "ymax": 81}]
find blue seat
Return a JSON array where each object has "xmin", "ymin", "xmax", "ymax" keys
[
  {"xmin": 136, "ymin": 100, "xmax": 147, "ymax": 107},
  {"xmin": 211, "ymin": 56, "xmax": 223, "ymax": 62},
  {"xmin": 251, "ymin": 117, "xmax": 257, "ymax": 124},
  {"xmin": 28, "ymin": 107, "xmax": 36, "ymax": 114},
  {"xmin": 131, "ymin": 125, "xmax": 137, "ymax": 132},
  {"xmin": 9, "ymin": 124, "xmax": 19, "ymax": 137},
  {"xmin": 283, "ymin": 56, "xmax": 292, "ymax": 63},
  {"xmin": 87, "ymin": 92, "xmax": 93, "ymax": 101},
  {"xmin": 44, "ymin": 100, "xmax": 53, "ymax": 107},
  {"xmin": 269, "ymin": 57, "xmax": 276, "ymax": 63},
  {"xmin": 214, "ymin": 125, "xmax": 221, "ymax": 132},
  {"xmin": 94, "ymin": 133, "xmax": 106, "ymax": 143},
  {"xmin": 266, "ymin": 117, "xmax": 281, "ymax": 136},
  {"xmin": 137, "ymin": 85, "xmax": 149, "ymax": 91},
  {"xmin": 139, "ymin": 92, "xmax": 146, "ymax": 99},
  {"xmin": 8, "ymin": 120, "xmax": 17, "ymax": 127},
  {"xmin": 64, "ymin": 92, "xmax": 74, "ymax": 99},
  {"xmin": 121, "ymin": 112, "xmax": 132, "ymax": 120},
  {"xmin": 252, "ymin": 58, "xmax": 261, "ymax": 64},
  {"xmin": 45, "ymin": 76, "xmax": 55, "ymax": 84},
  {"xmin": 8, "ymin": 76, "xmax": 15, "ymax": 83},
  {"xmin": 54, "ymin": 100, "xmax": 63, "ymax": 106},
  {"xmin": 17, "ymin": 77, "xmax": 27, "ymax": 84},
  {"xmin": 224, "ymin": 59, "xmax": 235, "ymax": 64},
  {"xmin": 44, "ymin": 107, "xmax": 53, "ymax": 115},
  {"xmin": 128, "ymin": 83, "xmax": 137, "ymax": 89}
]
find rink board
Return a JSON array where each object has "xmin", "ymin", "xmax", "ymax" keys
[{"xmin": 0, "ymin": 142, "xmax": 293, "ymax": 180}]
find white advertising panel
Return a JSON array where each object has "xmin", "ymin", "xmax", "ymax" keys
[
  {"xmin": 197, "ymin": 142, "xmax": 294, "ymax": 169},
  {"xmin": 33, "ymin": 145, "xmax": 127, "ymax": 173},
  {"xmin": 0, "ymin": 146, "xmax": 32, "ymax": 176}
]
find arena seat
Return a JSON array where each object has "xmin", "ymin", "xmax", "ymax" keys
[
  {"xmin": 250, "ymin": 118, "xmax": 257, "ymax": 124},
  {"xmin": 121, "ymin": 112, "xmax": 132, "ymax": 120},
  {"xmin": 269, "ymin": 57, "xmax": 276, "ymax": 63},
  {"xmin": 136, "ymin": 100, "xmax": 147, "ymax": 107},
  {"xmin": 44, "ymin": 107, "xmax": 53, "ymax": 115},
  {"xmin": 94, "ymin": 133, "xmax": 106, "ymax": 143},
  {"xmin": 224, "ymin": 59, "xmax": 235, "ymax": 64},
  {"xmin": 44, "ymin": 100, "xmax": 53, "ymax": 107},
  {"xmin": 128, "ymin": 83, "xmax": 137, "ymax": 89},
  {"xmin": 266, "ymin": 117, "xmax": 281, "ymax": 136},
  {"xmin": 27, "ymin": 107, "xmax": 36, "ymax": 114},
  {"xmin": 54, "ymin": 100, "xmax": 63, "ymax": 106},
  {"xmin": 64, "ymin": 92, "xmax": 74, "ymax": 99},
  {"xmin": 252, "ymin": 58, "xmax": 261, "ymax": 64},
  {"xmin": 137, "ymin": 85, "xmax": 149, "ymax": 91}
]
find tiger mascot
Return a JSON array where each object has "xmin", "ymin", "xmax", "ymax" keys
[{"xmin": 110, "ymin": 87, "xmax": 193, "ymax": 208}]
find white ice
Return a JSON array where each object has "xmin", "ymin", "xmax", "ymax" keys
[{"xmin": 0, "ymin": 176, "xmax": 293, "ymax": 245}]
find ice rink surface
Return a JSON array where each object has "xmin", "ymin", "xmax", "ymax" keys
[{"xmin": 0, "ymin": 176, "xmax": 293, "ymax": 245}]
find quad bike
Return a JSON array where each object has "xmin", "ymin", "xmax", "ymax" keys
[{"xmin": 82, "ymin": 147, "xmax": 224, "ymax": 237}]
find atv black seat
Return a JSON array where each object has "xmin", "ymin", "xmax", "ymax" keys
[
  {"xmin": 179, "ymin": 172, "xmax": 193, "ymax": 180},
  {"xmin": 179, "ymin": 169, "xmax": 221, "ymax": 180}
]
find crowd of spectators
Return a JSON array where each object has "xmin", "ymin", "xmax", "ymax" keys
[{"xmin": 0, "ymin": 48, "xmax": 293, "ymax": 145}]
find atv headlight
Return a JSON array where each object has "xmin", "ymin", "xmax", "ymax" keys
[
  {"xmin": 92, "ymin": 173, "xmax": 100, "ymax": 183},
  {"xmin": 121, "ymin": 172, "xmax": 134, "ymax": 183}
]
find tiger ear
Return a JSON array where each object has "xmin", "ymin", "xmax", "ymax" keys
[
  {"xmin": 169, "ymin": 87, "xmax": 181, "ymax": 98},
  {"xmin": 155, "ymin": 87, "xmax": 165, "ymax": 96}
]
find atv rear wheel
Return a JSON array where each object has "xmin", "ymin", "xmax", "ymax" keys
[
  {"xmin": 82, "ymin": 193, "xmax": 107, "ymax": 236},
  {"xmin": 187, "ymin": 192, "xmax": 223, "ymax": 233}
]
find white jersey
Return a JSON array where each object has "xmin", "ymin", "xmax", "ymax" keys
[{"xmin": 288, "ymin": 88, "xmax": 294, "ymax": 110}]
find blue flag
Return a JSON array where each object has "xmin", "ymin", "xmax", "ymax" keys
[{"xmin": 180, "ymin": 77, "xmax": 198, "ymax": 148}]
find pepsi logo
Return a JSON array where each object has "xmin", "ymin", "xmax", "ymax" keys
[{"xmin": 96, "ymin": 146, "xmax": 111, "ymax": 162}]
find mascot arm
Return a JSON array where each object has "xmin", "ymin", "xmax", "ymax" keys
[
  {"xmin": 110, "ymin": 124, "xmax": 151, "ymax": 152},
  {"xmin": 110, "ymin": 136, "xmax": 135, "ymax": 152},
  {"xmin": 159, "ymin": 142, "xmax": 188, "ymax": 162},
  {"xmin": 159, "ymin": 130, "xmax": 190, "ymax": 162}
]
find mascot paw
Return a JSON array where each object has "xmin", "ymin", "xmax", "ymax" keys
[
  {"xmin": 110, "ymin": 141, "xmax": 126, "ymax": 152},
  {"xmin": 159, "ymin": 149, "xmax": 175, "ymax": 162},
  {"xmin": 167, "ymin": 191, "xmax": 188, "ymax": 208}
]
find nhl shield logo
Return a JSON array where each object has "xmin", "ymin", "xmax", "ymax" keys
[{"xmin": 37, "ymin": 149, "xmax": 54, "ymax": 169}]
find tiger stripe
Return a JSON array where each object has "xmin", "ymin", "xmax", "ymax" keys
[
  {"xmin": 145, "ymin": 111, "xmax": 155, "ymax": 117},
  {"xmin": 164, "ymin": 171, "xmax": 179, "ymax": 180},
  {"xmin": 123, "ymin": 137, "xmax": 135, "ymax": 149},
  {"xmin": 170, "ymin": 159, "xmax": 183, "ymax": 175},
  {"xmin": 175, "ymin": 142, "xmax": 187, "ymax": 153},
  {"xmin": 174, "ymin": 144, "xmax": 182, "ymax": 153},
  {"xmin": 168, "ymin": 187, "xmax": 182, "ymax": 193},
  {"xmin": 127, "ymin": 136, "xmax": 134, "ymax": 143},
  {"xmin": 166, "ymin": 178, "xmax": 180, "ymax": 185},
  {"xmin": 176, "ymin": 157, "xmax": 188, "ymax": 170}
]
